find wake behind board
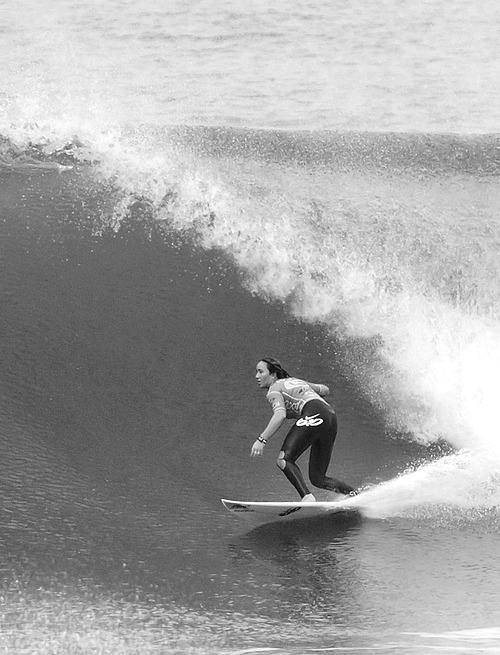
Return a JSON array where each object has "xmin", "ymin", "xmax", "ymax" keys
[{"xmin": 221, "ymin": 498, "xmax": 359, "ymax": 519}]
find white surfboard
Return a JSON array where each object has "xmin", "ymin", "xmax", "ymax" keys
[{"xmin": 221, "ymin": 497, "xmax": 359, "ymax": 519}]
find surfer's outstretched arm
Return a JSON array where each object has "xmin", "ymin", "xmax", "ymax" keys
[{"xmin": 250, "ymin": 408, "xmax": 286, "ymax": 457}]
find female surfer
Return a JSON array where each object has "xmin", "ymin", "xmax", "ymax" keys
[{"xmin": 251, "ymin": 357, "xmax": 355, "ymax": 501}]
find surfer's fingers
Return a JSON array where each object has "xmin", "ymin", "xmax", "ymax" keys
[{"xmin": 251, "ymin": 441, "xmax": 264, "ymax": 457}]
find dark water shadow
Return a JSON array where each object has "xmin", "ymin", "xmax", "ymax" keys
[{"xmin": 228, "ymin": 510, "xmax": 363, "ymax": 567}]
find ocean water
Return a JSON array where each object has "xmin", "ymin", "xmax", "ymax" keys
[{"xmin": 1, "ymin": 1, "xmax": 500, "ymax": 653}]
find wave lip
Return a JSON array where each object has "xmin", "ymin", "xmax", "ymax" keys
[
  {"xmin": 2, "ymin": 127, "xmax": 500, "ymax": 174},
  {"xmin": 169, "ymin": 126, "xmax": 500, "ymax": 175}
]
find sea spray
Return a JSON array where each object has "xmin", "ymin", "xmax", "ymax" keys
[{"xmin": 349, "ymin": 449, "xmax": 500, "ymax": 520}]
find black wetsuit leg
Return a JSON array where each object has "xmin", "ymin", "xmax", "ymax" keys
[
  {"xmin": 308, "ymin": 421, "xmax": 356, "ymax": 495},
  {"xmin": 279, "ymin": 400, "xmax": 355, "ymax": 497},
  {"xmin": 279, "ymin": 424, "xmax": 313, "ymax": 497}
]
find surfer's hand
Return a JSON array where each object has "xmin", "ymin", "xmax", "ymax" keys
[{"xmin": 251, "ymin": 439, "xmax": 265, "ymax": 457}]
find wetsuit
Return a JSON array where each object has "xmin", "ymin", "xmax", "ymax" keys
[{"xmin": 267, "ymin": 378, "xmax": 355, "ymax": 497}]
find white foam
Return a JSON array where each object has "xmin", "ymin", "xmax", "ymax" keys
[{"xmin": 345, "ymin": 449, "xmax": 500, "ymax": 519}]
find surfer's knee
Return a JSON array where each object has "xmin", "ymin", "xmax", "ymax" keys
[{"xmin": 277, "ymin": 450, "xmax": 286, "ymax": 470}]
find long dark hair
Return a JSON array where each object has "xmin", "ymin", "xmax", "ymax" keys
[{"xmin": 260, "ymin": 357, "xmax": 290, "ymax": 379}]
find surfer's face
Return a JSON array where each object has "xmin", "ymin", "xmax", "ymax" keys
[{"xmin": 255, "ymin": 361, "xmax": 276, "ymax": 389}]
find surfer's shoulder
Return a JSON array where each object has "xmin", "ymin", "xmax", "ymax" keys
[{"xmin": 267, "ymin": 379, "xmax": 285, "ymax": 395}]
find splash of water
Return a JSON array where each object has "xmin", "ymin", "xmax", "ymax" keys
[{"xmin": 345, "ymin": 449, "xmax": 500, "ymax": 519}]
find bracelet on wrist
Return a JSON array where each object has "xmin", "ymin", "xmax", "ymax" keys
[{"xmin": 257, "ymin": 436, "xmax": 267, "ymax": 444}]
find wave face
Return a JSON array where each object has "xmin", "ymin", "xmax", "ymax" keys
[
  {"xmin": 3, "ymin": 125, "xmax": 500, "ymax": 469},
  {"xmin": 9, "ymin": 125, "xmax": 496, "ymax": 451}
]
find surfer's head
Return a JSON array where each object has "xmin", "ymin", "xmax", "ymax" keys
[
  {"xmin": 261, "ymin": 357, "xmax": 290, "ymax": 379},
  {"xmin": 256, "ymin": 357, "xmax": 290, "ymax": 388}
]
